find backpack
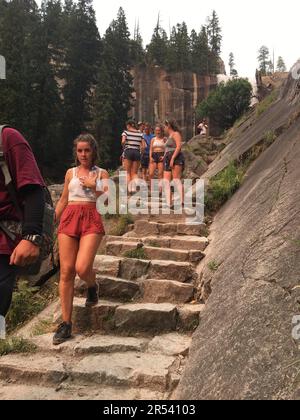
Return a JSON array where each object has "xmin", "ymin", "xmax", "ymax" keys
[{"xmin": 0, "ymin": 125, "xmax": 55, "ymax": 276}]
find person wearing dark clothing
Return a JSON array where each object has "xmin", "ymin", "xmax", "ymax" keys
[{"xmin": 0, "ymin": 127, "xmax": 45, "ymax": 318}]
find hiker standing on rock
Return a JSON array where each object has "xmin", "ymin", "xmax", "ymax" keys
[
  {"xmin": 53, "ymin": 134, "xmax": 109, "ymax": 345},
  {"xmin": 163, "ymin": 120, "xmax": 185, "ymax": 207},
  {"xmin": 149, "ymin": 124, "xmax": 167, "ymax": 190},
  {"xmin": 0, "ymin": 126, "xmax": 45, "ymax": 321},
  {"xmin": 122, "ymin": 120, "xmax": 145, "ymax": 194}
]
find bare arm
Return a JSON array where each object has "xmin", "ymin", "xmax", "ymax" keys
[
  {"xmin": 55, "ymin": 170, "xmax": 71, "ymax": 223},
  {"xmin": 121, "ymin": 134, "xmax": 127, "ymax": 146},
  {"xmin": 171, "ymin": 132, "xmax": 182, "ymax": 161}
]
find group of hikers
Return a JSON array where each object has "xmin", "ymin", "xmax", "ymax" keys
[
  {"xmin": 121, "ymin": 119, "xmax": 185, "ymax": 198},
  {"xmin": 0, "ymin": 118, "xmax": 186, "ymax": 345}
]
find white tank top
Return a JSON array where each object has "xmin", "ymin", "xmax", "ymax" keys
[
  {"xmin": 68, "ymin": 166, "xmax": 104, "ymax": 203},
  {"xmin": 152, "ymin": 138, "xmax": 166, "ymax": 150}
]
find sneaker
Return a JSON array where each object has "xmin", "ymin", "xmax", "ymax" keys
[
  {"xmin": 85, "ymin": 285, "xmax": 99, "ymax": 308},
  {"xmin": 53, "ymin": 322, "xmax": 72, "ymax": 346}
]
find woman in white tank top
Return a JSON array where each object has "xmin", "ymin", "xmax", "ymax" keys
[
  {"xmin": 149, "ymin": 125, "xmax": 167, "ymax": 188},
  {"xmin": 53, "ymin": 134, "xmax": 109, "ymax": 345}
]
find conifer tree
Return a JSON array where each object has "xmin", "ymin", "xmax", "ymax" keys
[
  {"xmin": 146, "ymin": 16, "xmax": 169, "ymax": 67},
  {"xmin": 93, "ymin": 7, "xmax": 134, "ymax": 169},
  {"xmin": 229, "ymin": 52, "xmax": 238, "ymax": 77},
  {"xmin": 276, "ymin": 56, "xmax": 287, "ymax": 73},
  {"xmin": 258, "ymin": 46, "xmax": 270, "ymax": 76}
]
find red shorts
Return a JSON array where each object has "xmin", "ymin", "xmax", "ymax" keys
[{"xmin": 58, "ymin": 205, "xmax": 105, "ymax": 239}]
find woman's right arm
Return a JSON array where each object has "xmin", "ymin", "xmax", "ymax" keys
[{"xmin": 55, "ymin": 170, "xmax": 71, "ymax": 223}]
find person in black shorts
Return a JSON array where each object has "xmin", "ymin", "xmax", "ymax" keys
[
  {"xmin": 122, "ymin": 121, "xmax": 145, "ymax": 193},
  {"xmin": 149, "ymin": 125, "xmax": 166, "ymax": 190},
  {"xmin": 163, "ymin": 119, "xmax": 185, "ymax": 207}
]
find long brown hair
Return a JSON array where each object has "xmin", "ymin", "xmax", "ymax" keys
[
  {"xmin": 165, "ymin": 119, "xmax": 181, "ymax": 133},
  {"xmin": 73, "ymin": 134, "xmax": 99, "ymax": 167}
]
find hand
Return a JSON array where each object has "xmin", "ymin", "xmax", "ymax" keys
[
  {"xmin": 79, "ymin": 174, "xmax": 97, "ymax": 190},
  {"xmin": 170, "ymin": 159, "xmax": 175, "ymax": 169},
  {"xmin": 10, "ymin": 240, "xmax": 40, "ymax": 267}
]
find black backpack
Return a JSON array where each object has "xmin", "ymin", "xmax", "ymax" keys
[{"xmin": 0, "ymin": 125, "xmax": 55, "ymax": 276}]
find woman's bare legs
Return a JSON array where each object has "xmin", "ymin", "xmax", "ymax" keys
[
  {"xmin": 58, "ymin": 234, "xmax": 79, "ymax": 323},
  {"xmin": 172, "ymin": 166, "xmax": 184, "ymax": 205},
  {"xmin": 130, "ymin": 161, "xmax": 140, "ymax": 192},
  {"xmin": 163, "ymin": 171, "xmax": 173, "ymax": 207},
  {"xmin": 123, "ymin": 159, "xmax": 133, "ymax": 192},
  {"xmin": 75, "ymin": 234, "xmax": 104, "ymax": 288}
]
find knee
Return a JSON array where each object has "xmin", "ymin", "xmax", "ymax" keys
[
  {"xmin": 76, "ymin": 264, "xmax": 92, "ymax": 280},
  {"xmin": 60, "ymin": 266, "xmax": 76, "ymax": 283}
]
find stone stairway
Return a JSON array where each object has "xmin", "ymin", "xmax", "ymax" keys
[{"xmin": 0, "ymin": 204, "xmax": 208, "ymax": 400}]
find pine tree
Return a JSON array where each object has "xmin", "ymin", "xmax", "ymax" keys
[
  {"xmin": 130, "ymin": 21, "xmax": 145, "ymax": 65},
  {"xmin": 207, "ymin": 10, "xmax": 222, "ymax": 74},
  {"xmin": 166, "ymin": 22, "xmax": 191, "ymax": 72},
  {"xmin": 93, "ymin": 7, "xmax": 134, "ymax": 169},
  {"xmin": 276, "ymin": 56, "xmax": 287, "ymax": 73},
  {"xmin": 61, "ymin": 0, "xmax": 101, "ymax": 168},
  {"xmin": 258, "ymin": 46, "xmax": 270, "ymax": 76},
  {"xmin": 191, "ymin": 26, "xmax": 210, "ymax": 75},
  {"xmin": 146, "ymin": 16, "xmax": 169, "ymax": 67},
  {"xmin": 229, "ymin": 52, "xmax": 238, "ymax": 77}
]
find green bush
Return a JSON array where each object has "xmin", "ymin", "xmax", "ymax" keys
[
  {"xmin": 205, "ymin": 162, "xmax": 244, "ymax": 212},
  {"xmin": 123, "ymin": 247, "xmax": 147, "ymax": 260},
  {"xmin": 6, "ymin": 281, "xmax": 47, "ymax": 334},
  {"xmin": 109, "ymin": 214, "xmax": 134, "ymax": 236},
  {"xmin": 0, "ymin": 337, "xmax": 37, "ymax": 357},
  {"xmin": 197, "ymin": 78, "xmax": 252, "ymax": 132},
  {"xmin": 256, "ymin": 90, "xmax": 278, "ymax": 117}
]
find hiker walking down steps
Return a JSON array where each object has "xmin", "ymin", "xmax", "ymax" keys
[
  {"xmin": 53, "ymin": 134, "xmax": 109, "ymax": 346},
  {"xmin": 122, "ymin": 120, "xmax": 145, "ymax": 194},
  {"xmin": 0, "ymin": 126, "xmax": 46, "ymax": 320}
]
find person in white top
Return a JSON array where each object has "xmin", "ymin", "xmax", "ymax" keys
[
  {"xmin": 53, "ymin": 134, "xmax": 109, "ymax": 345},
  {"xmin": 149, "ymin": 125, "xmax": 167, "ymax": 189},
  {"xmin": 197, "ymin": 120, "xmax": 208, "ymax": 136}
]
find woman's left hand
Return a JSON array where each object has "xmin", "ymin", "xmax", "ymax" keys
[
  {"xmin": 170, "ymin": 159, "xmax": 175, "ymax": 169},
  {"xmin": 80, "ymin": 174, "xmax": 97, "ymax": 190}
]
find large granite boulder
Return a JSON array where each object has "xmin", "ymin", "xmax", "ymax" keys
[{"xmin": 177, "ymin": 63, "xmax": 300, "ymax": 400}]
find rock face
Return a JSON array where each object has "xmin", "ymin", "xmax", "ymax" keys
[
  {"xmin": 131, "ymin": 65, "xmax": 218, "ymax": 141},
  {"xmin": 177, "ymin": 63, "xmax": 300, "ymax": 400}
]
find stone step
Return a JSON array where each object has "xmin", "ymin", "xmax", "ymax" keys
[
  {"xmin": 114, "ymin": 303, "xmax": 177, "ymax": 333},
  {"xmin": 0, "ymin": 381, "xmax": 166, "ymax": 400},
  {"xmin": 30, "ymin": 332, "xmax": 192, "ymax": 358},
  {"xmin": 93, "ymin": 255, "xmax": 195, "ymax": 283},
  {"xmin": 30, "ymin": 334, "xmax": 149, "ymax": 356},
  {"xmin": 105, "ymin": 235, "xmax": 209, "ymax": 252},
  {"xmin": 75, "ymin": 275, "xmax": 140, "ymax": 302},
  {"xmin": 105, "ymin": 241, "xmax": 204, "ymax": 264},
  {"xmin": 141, "ymin": 279, "xmax": 195, "ymax": 304},
  {"xmin": 62, "ymin": 299, "xmax": 201, "ymax": 334},
  {"xmin": 134, "ymin": 220, "xmax": 207, "ymax": 237},
  {"xmin": 0, "ymin": 352, "xmax": 179, "ymax": 393}
]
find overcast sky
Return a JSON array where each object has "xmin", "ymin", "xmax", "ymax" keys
[{"xmin": 37, "ymin": 0, "xmax": 300, "ymax": 78}]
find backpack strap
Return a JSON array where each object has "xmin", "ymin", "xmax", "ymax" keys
[{"xmin": 0, "ymin": 125, "xmax": 23, "ymax": 218}]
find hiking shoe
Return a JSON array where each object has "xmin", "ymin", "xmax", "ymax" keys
[
  {"xmin": 85, "ymin": 285, "xmax": 99, "ymax": 307},
  {"xmin": 53, "ymin": 322, "xmax": 72, "ymax": 346}
]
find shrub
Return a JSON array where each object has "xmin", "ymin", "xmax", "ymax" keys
[
  {"xmin": 123, "ymin": 247, "xmax": 147, "ymax": 260},
  {"xmin": 0, "ymin": 337, "xmax": 37, "ymax": 357},
  {"xmin": 197, "ymin": 78, "xmax": 252, "ymax": 132},
  {"xmin": 109, "ymin": 214, "xmax": 134, "ymax": 236},
  {"xmin": 6, "ymin": 281, "xmax": 47, "ymax": 334},
  {"xmin": 256, "ymin": 90, "xmax": 278, "ymax": 117},
  {"xmin": 205, "ymin": 162, "xmax": 244, "ymax": 212},
  {"xmin": 208, "ymin": 260, "xmax": 219, "ymax": 272}
]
